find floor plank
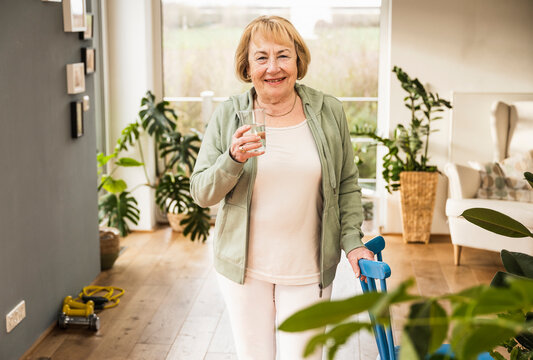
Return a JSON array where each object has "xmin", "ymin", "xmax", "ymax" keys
[
  {"xmin": 138, "ymin": 278, "xmax": 203, "ymax": 345},
  {"xmin": 25, "ymin": 229, "xmax": 504, "ymax": 360},
  {"xmin": 87, "ymin": 284, "xmax": 170, "ymax": 360},
  {"xmin": 128, "ymin": 344, "xmax": 171, "ymax": 360},
  {"xmin": 207, "ymin": 311, "xmax": 236, "ymax": 355},
  {"xmin": 165, "ymin": 316, "xmax": 220, "ymax": 360}
]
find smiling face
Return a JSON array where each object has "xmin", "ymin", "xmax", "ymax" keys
[{"xmin": 247, "ymin": 35, "xmax": 298, "ymax": 103}]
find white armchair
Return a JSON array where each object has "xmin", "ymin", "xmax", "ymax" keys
[{"xmin": 445, "ymin": 101, "xmax": 533, "ymax": 265}]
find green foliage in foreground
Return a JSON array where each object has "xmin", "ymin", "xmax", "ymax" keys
[
  {"xmin": 280, "ymin": 277, "xmax": 533, "ymax": 360},
  {"xmin": 282, "ymin": 172, "xmax": 533, "ymax": 359}
]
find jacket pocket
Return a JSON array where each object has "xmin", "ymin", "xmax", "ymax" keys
[
  {"xmin": 214, "ymin": 203, "xmax": 247, "ymax": 266},
  {"xmin": 322, "ymin": 206, "xmax": 342, "ymax": 268}
]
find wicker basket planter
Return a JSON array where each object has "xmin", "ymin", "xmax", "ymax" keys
[
  {"xmin": 99, "ymin": 227, "xmax": 121, "ymax": 270},
  {"xmin": 167, "ymin": 212, "xmax": 186, "ymax": 233},
  {"xmin": 399, "ymin": 171, "xmax": 439, "ymax": 244}
]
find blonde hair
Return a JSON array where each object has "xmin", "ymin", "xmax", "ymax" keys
[{"xmin": 235, "ymin": 16, "xmax": 311, "ymax": 83}]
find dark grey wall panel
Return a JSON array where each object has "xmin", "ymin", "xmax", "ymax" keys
[{"xmin": 0, "ymin": 1, "xmax": 100, "ymax": 358}]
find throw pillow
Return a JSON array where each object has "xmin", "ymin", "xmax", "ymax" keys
[
  {"xmin": 475, "ymin": 155, "xmax": 533, "ymax": 203},
  {"xmin": 499, "ymin": 150, "xmax": 533, "ymax": 189},
  {"xmin": 476, "ymin": 162, "xmax": 513, "ymax": 200}
]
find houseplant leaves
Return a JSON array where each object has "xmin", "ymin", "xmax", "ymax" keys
[
  {"xmin": 98, "ymin": 192, "xmax": 140, "ymax": 237},
  {"xmin": 461, "ymin": 208, "xmax": 533, "ymax": 238}
]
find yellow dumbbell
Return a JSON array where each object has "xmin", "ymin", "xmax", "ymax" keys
[{"xmin": 62, "ymin": 296, "xmax": 94, "ymax": 317}]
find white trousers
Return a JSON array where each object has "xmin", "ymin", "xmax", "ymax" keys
[{"xmin": 216, "ymin": 273, "xmax": 333, "ymax": 360}]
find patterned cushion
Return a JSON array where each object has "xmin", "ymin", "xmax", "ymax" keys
[
  {"xmin": 499, "ymin": 150, "xmax": 533, "ymax": 188},
  {"xmin": 476, "ymin": 161, "xmax": 533, "ymax": 202}
]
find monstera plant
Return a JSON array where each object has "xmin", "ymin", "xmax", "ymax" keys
[{"xmin": 98, "ymin": 91, "xmax": 210, "ymax": 241}]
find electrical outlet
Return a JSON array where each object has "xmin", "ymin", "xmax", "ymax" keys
[{"xmin": 6, "ymin": 300, "xmax": 26, "ymax": 333}]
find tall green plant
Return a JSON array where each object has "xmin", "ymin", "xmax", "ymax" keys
[
  {"xmin": 353, "ymin": 66, "xmax": 452, "ymax": 192},
  {"xmin": 97, "ymin": 91, "xmax": 210, "ymax": 242}
]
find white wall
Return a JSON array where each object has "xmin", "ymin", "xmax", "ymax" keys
[
  {"xmin": 384, "ymin": 0, "xmax": 533, "ymax": 233},
  {"xmin": 104, "ymin": 0, "xmax": 158, "ymax": 230}
]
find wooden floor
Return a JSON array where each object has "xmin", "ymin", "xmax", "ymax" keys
[{"xmin": 25, "ymin": 228, "xmax": 503, "ymax": 360}]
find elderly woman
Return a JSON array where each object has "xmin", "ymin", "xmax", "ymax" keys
[{"xmin": 190, "ymin": 15, "xmax": 374, "ymax": 360}]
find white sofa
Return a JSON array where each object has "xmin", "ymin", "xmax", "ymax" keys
[{"xmin": 445, "ymin": 101, "xmax": 533, "ymax": 265}]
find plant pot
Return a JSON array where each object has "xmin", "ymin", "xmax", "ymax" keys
[
  {"xmin": 167, "ymin": 212, "xmax": 186, "ymax": 232},
  {"xmin": 399, "ymin": 171, "xmax": 438, "ymax": 244},
  {"xmin": 99, "ymin": 226, "xmax": 120, "ymax": 270}
]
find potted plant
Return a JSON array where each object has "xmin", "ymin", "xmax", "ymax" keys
[
  {"xmin": 96, "ymin": 152, "xmax": 142, "ymax": 269},
  {"xmin": 97, "ymin": 91, "xmax": 210, "ymax": 242},
  {"xmin": 354, "ymin": 66, "xmax": 452, "ymax": 243}
]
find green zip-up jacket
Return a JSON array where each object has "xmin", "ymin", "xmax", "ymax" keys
[{"xmin": 190, "ymin": 83, "xmax": 364, "ymax": 289}]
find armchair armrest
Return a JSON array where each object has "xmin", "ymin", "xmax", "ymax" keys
[{"xmin": 444, "ymin": 163, "xmax": 481, "ymax": 200}]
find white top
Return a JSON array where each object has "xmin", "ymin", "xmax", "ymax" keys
[{"xmin": 246, "ymin": 120, "xmax": 323, "ymax": 285}]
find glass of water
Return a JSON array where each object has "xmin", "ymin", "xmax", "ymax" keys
[{"xmin": 237, "ymin": 108, "xmax": 266, "ymax": 153}]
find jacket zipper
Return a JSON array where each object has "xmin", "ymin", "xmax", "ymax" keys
[{"xmin": 304, "ymin": 102, "xmax": 329, "ymax": 295}]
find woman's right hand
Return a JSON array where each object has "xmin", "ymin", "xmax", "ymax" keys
[{"xmin": 230, "ymin": 125, "xmax": 265, "ymax": 163}]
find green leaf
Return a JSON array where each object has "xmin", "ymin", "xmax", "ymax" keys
[
  {"xmin": 525, "ymin": 172, "xmax": 533, "ymax": 189},
  {"xmin": 447, "ymin": 284, "xmax": 486, "ymax": 301},
  {"xmin": 461, "ymin": 208, "xmax": 533, "ymax": 238},
  {"xmin": 489, "ymin": 350, "xmax": 507, "ymax": 360},
  {"xmin": 115, "ymin": 122, "xmax": 140, "ymax": 152},
  {"xmin": 491, "ymin": 271, "xmax": 513, "ymax": 288},
  {"xmin": 508, "ymin": 277, "xmax": 533, "ymax": 304},
  {"xmin": 404, "ymin": 300, "xmax": 448, "ymax": 357},
  {"xmin": 473, "ymin": 287, "xmax": 524, "ymax": 315},
  {"xmin": 399, "ymin": 331, "xmax": 423, "ymax": 360},
  {"xmin": 115, "ymin": 157, "xmax": 143, "ymax": 167},
  {"xmin": 501, "ymin": 250, "xmax": 533, "ymax": 278},
  {"xmin": 454, "ymin": 324, "xmax": 516, "ymax": 360},
  {"xmin": 139, "ymin": 91, "xmax": 177, "ymax": 141},
  {"xmin": 303, "ymin": 322, "xmax": 372, "ymax": 360},
  {"xmin": 179, "ymin": 203, "xmax": 211, "ymax": 242},
  {"xmin": 155, "ymin": 173, "xmax": 192, "ymax": 215},
  {"xmin": 428, "ymin": 302, "xmax": 448, "ymax": 352},
  {"xmin": 280, "ymin": 278, "xmax": 417, "ymax": 333},
  {"xmin": 516, "ymin": 331, "xmax": 533, "ymax": 351},
  {"xmin": 371, "ymin": 278, "xmax": 420, "ymax": 320},
  {"xmin": 102, "ymin": 176, "xmax": 127, "ymax": 194},
  {"xmin": 98, "ymin": 191, "xmax": 140, "ymax": 236},
  {"xmin": 158, "ymin": 133, "xmax": 200, "ymax": 173},
  {"xmin": 97, "ymin": 152, "xmax": 115, "ymax": 167},
  {"xmin": 278, "ymin": 292, "xmax": 382, "ymax": 332}
]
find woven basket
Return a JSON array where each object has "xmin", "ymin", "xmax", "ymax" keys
[
  {"xmin": 167, "ymin": 213, "xmax": 186, "ymax": 233},
  {"xmin": 399, "ymin": 171, "xmax": 439, "ymax": 244},
  {"xmin": 99, "ymin": 227, "xmax": 120, "ymax": 270}
]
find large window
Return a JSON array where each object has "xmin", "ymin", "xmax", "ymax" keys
[{"xmin": 161, "ymin": 0, "xmax": 381, "ymax": 190}]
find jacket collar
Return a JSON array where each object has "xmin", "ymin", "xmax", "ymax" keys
[{"xmin": 295, "ymin": 83, "xmax": 324, "ymax": 117}]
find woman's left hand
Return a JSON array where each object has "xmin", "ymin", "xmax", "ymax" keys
[{"xmin": 346, "ymin": 247, "xmax": 375, "ymax": 282}]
